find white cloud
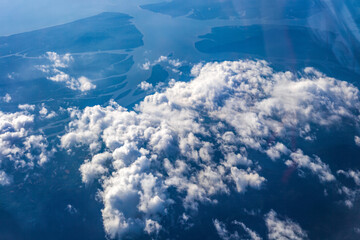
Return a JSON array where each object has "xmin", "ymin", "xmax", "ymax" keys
[
  {"xmin": 233, "ymin": 220, "xmax": 262, "ymax": 240},
  {"xmin": 213, "ymin": 219, "xmax": 261, "ymax": 240},
  {"xmin": 77, "ymin": 76, "xmax": 96, "ymax": 92},
  {"xmin": 46, "ymin": 51, "xmax": 73, "ymax": 68},
  {"xmin": 230, "ymin": 167, "xmax": 265, "ymax": 193},
  {"xmin": 79, "ymin": 152, "xmax": 112, "ymax": 184},
  {"xmin": 144, "ymin": 219, "xmax": 162, "ymax": 235},
  {"xmin": 19, "ymin": 103, "xmax": 56, "ymax": 119},
  {"xmin": 38, "ymin": 52, "xmax": 96, "ymax": 92},
  {"xmin": 337, "ymin": 169, "xmax": 360, "ymax": 207},
  {"xmin": 65, "ymin": 204, "xmax": 78, "ymax": 214},
  {"xmin": 265, "ymin": 210, "xmax": 308, "ymax": 240},
  {"xmin": 48, "ymin": 69, "xmax": 96, "ymax": 92},
  {"xmin": 0, "ymin": 109, "xmax": 54, "ymax": 183},
  {"xmin": 45, "ymin": 111, "xmax": 57, "ymax": 119},
  {"xmin": 355, "ymin": 136, "xmax": 360, "ymax": 147},
  {"xmin": 138, "ymin": 81, "xmax": 153, "ymax": 91},
  {"xmin": 338, "ymin": 186, "xmax": 357, "ymax": 208},
  {"xmin": 0, "ymin": 170, "xmax": 12, "ymax": 186},
  {"xmin": 141, "ymin": 55, "xmax": 183, "ymax": 70},
  {"xmin": 338, "ymin": 169, "xmax": 360, "ymax": 186},
  {"xmin": 141, "ymin": 61, "xmax": 151, "ymax": 71},
  {"xmin": 18, "ymin": 104, "xmax": 35, "ymax": 111},
  {"xmin": 285, "ymin": 150, "xmax": 335, "ymax": 183},
  {"xmin": 155, "ymin": 56, "xmax": 182, "ymax": 68},
  {"xmin": 266, "ymin": 143, "xmax": 290, "ymax": 161},
  {"xmin": 7, "ymin": 73, "xmax": 15, "ymax": 80},
  {"xmin": 39, "ymin": 105, "xmax": 48, "ymax": 116},
  {"xmin": 213, "ymin": 219, "xmax": 240, "ymax": 240},
  {"xmin": 2, "ymin": 93, "xmax": 11, "ymax": 103},
  {"xmin": 61, "ymin": 60, "xmax": 360, "ymax": 238}
]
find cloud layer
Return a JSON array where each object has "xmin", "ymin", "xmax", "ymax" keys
[{"xmin": 61, "ymin": 60, "xmax": 360, "ymax": 238}]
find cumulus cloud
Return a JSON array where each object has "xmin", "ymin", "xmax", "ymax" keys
[
  {"xmin": 39, "ymin": 103, "xmax": 57, "ymax": 119},
  {"xmin": 266, "ymin": 143, "xmax": 290, "ymax": 161},
  {"xmin": 141, "ymin": 55, "xmax": 183, "ymax": 70},
  {"xmin": 144, "ymin": 219, "xmax": 162, "ymax": 235},
  {"xmin": 155, "ymin": 55, "xmax": 182, "ymax": 68},
  {"xmin": 48, "ymin": 69, "xmax": 96, "ymax": 92},
  {"xmin": 285, "ymin": 150, "xmax": 335, "ymax": 183},
  {"xmin": 61, "ymin": 60, "xmax": 360, "ymax": 238},
  {"xmin": 46, "ymin": 51, "xmax": 73, "ymax": 68},
  {"xmin": 265, "ymin": 210, "xmax": 308, "ymax": 240},
  {"xmin": 38, "ymin": 52, "xmax": 96, "ymax": 92},
  {"xmin": 231, "ymin": 167, "xmax": 265, "ymax": 193},
  {"xmin": 0, "ymin": 109, "xmax": 54, "ymax": 182},
  {"xmin": 138, "ymin": 81, "xmax": 153, "ymax": 91},
  {"xmin": 18, "ymin": 104, "xmax": 35, "ymax": 111},
  {"xmin": 1, "ymin": 93, "xmax": 11, "ymax": 103},
  {"xmin": 338, "ymin": 185, "xmax": 358, "ymax": 208},
  {"xmin": 79, "ymin": 152, "xmax": 112, "ymax": 184},
  {"xmin": 141, "ymin": 61, "xmax": 151, "ymax": 71}
]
